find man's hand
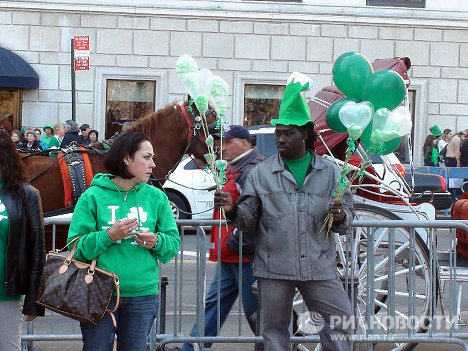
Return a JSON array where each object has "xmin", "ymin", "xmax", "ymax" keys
[
  {"xmin": 328, "ymin": 201, "xmax": 345, "ymax": 223},
  {"xmin": 214, "ymin": 190, "xmax": 234, "ymax": 213}
]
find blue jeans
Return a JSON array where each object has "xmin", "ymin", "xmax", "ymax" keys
[
  {"xmin": 181, "ymin": 262, "xmax": 258, "ymax": 351},
  {"xmin": 80, "ymin": 294, "xmax": 159, "ymax": 351}
]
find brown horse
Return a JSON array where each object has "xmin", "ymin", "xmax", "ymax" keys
[{"xmin": 21, "ymin": 100, "xmax": 215, "ymax": 215}]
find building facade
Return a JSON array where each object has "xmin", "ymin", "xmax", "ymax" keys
[{"xmin": 0, "ymin": 0, "xmax": 467, "ymax": 165}]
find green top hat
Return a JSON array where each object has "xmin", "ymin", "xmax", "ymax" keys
[
  {"xmin": 429, "ymin": 125, "xmax": 442, "ymax": 137},
  {"xmin": 271, "ymin": 72, "xmax": 317, "ymax": 127},
  {"xmin": 43, "ymin": 123, "xmax": 54, "ymax": 131}
]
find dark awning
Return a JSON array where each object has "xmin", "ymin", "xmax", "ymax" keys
[{"xmin": 0, "ymin": 47, "xmax": 39, "ymax": 89}]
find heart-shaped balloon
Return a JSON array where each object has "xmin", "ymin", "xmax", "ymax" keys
[
  {"xmin": 371, "ymin": 106, "xmax": 412, "ymax": 143},
  {"xmin": 326, "ymin": 97, "xmax": 359, "ymax": 133},
  {"xmin": 183, "ymin": 68, "xmax": 214, "ymax": 113},
  {"xmin": 339, "ymin": 101, "xmax": 374, "ymax": 140},
  {"xmin": 175, "ymin": 54, "xmax": 198, "ymax": 78}
]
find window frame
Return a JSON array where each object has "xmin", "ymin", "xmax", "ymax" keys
[
  {"xmin": 233, "ymin": 73, "xmax": 289, "ymax": 126},
  {"xmin": 406, "ymin": 79, "xmax": 427, "ymax": 166},
  {"xmin": 94, "ymin": 68, "xmax": 167, "ymax": 138}
]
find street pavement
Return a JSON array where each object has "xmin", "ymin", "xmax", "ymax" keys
[{"xmin": 24, "ymin": 226, "xmax": 468, "ymax": 350}]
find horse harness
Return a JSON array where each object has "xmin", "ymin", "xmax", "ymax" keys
[{"xmin": 57, "ymin": 146, "xmax": 94, "ymax": 206}]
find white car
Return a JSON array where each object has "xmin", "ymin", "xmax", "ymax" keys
[
  {"xmin": 163, "ymin": 157, "xmax": 216, "ymax": 220},
  {"xmin": 162, "ymin": 127, "xmax": 274, "ymax": 221}
]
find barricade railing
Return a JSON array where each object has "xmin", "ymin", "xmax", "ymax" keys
[{"xmin": 23, "ymin": 217, "xmax": 468, "ymax": 351}]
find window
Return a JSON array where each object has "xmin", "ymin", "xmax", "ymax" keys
[
  {"xmin": 367, "ymin": 0, "xmax": 425, "ymax": 8},
  {"xmin": 0, "ymin": 89, "xmax": 22, "ymax": 130},
  {"xmin": 243, "ymin": 84, "xmax": 285, "ymax": 127},
  {"xmin": 105, "ymin": 80, "xmax": 155, "ymax": 139},
  {"xmin": 393, "ymin": 89, "xmax": 416, "ymax": 163}
]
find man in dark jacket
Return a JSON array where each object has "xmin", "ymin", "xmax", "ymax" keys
[
  {"xmin": 181, "ymin": 125, "xmax": 265, "ymax": 351},
  {"xmin": 60, "ymin": 120, "xmax": 81, "ymax": 148},
  {"xmin": 79, "ymin": 123, "xmax": 91, "ymax": 145}
]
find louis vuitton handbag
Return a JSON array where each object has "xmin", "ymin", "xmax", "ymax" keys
[{"xmin": 36, "ymin": 236, "xmax": 120, "ymax": 325}]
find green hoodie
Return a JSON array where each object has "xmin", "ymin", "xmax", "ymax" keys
[{"xmin": 67, "ymin": 173, "xmax": 180, "ymax": 297}]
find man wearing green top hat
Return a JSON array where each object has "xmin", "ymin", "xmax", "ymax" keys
[
  {"xmin": 215, "ymin": 72, "xmax": 354, "ymax": 351},
  {"xmin": 41, "ymin": 123, "xmax": 54, "ymax": 147}
]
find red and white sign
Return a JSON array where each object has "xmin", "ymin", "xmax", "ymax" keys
[
  {"xmin": 74, "ymin": 36, "xmax": 89, "ymax": 51},
  {"xmin": 73, "ymin": 35, "xmax": 90, "ymax": 71},
  {"xmin": 74, "ymin": 56, "xmax": 89, "ymax": 71}
]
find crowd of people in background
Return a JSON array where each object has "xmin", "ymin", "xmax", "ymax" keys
[
  {"xmin": 423, "ymin": 124, "xmax": 468, "ymax": 201},
  {"xmin": 0, "ymin": 119, "xmax": 100, "ymax": 156},
  {"xmin": 423, "ymin": 125, "xmax": 468, "ymax": 168}
]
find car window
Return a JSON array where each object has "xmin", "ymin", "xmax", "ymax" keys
[
  {"xmin": 258, "ymin": 134, "xmax": 278, "ymax": 158},
  {"xmin": 184, "ymin": 159, "xmax": 199, "ymax": 170}
]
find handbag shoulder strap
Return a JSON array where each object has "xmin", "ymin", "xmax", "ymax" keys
[{"xmin": 57, "ymin": 235, "xmax": 83, "ymax": 253}]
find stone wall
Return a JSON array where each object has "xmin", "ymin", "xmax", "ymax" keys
[{"xmin": 0, "ymin": 2, "xmax": 467, "ymax": 163}]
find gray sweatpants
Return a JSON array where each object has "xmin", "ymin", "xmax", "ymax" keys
[
  {"xmin": 0, "ymin": 300, "xmax": 23, "ymax": 351},
  {"xmin": 257, "ymin": 277, "xmax": 353, "ymax": 351}
]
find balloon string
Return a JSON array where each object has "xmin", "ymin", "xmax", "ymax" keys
[{"xmin": 322, "ymin": 138, "xmax": 383, "ymax": 236}]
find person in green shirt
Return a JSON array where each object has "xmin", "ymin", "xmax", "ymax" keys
[
  {"xmin": 214, "ymin": 72, "xmax": 353, "ymax": 351},
  {"xmin": 67, "ymin": 132, "xmax": 180, "ymax": 351},
  {"xmin": 40, "ymin": 123, "xmax": 54, "ymax": 147},
  {"xmin": 0, "ymin": 130, "xmax": 45, "ymax": 351},
  {"xmin": 48, "ymin": 122, "xmax": 66, "ymax": 157}
]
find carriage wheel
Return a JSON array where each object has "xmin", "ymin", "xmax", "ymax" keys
[{"xmin": 293, "ymin": 203, "xmax": 432, "ymax": 351}]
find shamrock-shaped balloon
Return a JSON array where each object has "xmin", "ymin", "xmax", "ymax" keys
[{"xmin": 339, "ymin": 101, "xmax": 374, "ymax": 140}]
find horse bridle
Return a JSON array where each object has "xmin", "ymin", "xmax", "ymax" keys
[{"xmin": 149, "ymin": 104, "xmax": 215, "ymax": 185}]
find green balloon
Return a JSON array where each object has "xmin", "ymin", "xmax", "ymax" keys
[
  {"xmin": 325, "ymin": 97, "xmax": 359, "ymax": 133},
  {"xmin": 332, "ymin": 52, "xmax": 373, "ymax": 100},
  {"xmin": 360, "ymin": 124, "xmax": 401, "ymax": 155},
  {"xmin": 362, "ymin": 70, "xmax": 406, "ymax": 111}
]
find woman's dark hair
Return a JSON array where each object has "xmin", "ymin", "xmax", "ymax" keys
[
  {"xmin": 104, "ymin": 133, "xmax": 150, "ymax": 179},
  {"xmin": 0, "ymin": 131, "xmax": 27, "ymax": 203},
  {"xmin": 423, "ymin": 135, "xmax": 436, "ymax": 150},
  {"xmin": 89, "ymin": 129, "xmax": 99, "ymax": 139},
  {"xmin": 296, "ymin": 123, "xmax": 318, "ymax": 151}
]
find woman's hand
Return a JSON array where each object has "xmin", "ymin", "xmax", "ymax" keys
[
  {"xmin": 328, "ymin": 201, "xmax": 346, "ymax": 223},
  {"xmin": 134, "ymin": 231, "xmax": 159, "ymax": 249},
  {"xmin": 107, "ymin": 218, "xmax": 139, "ymax": 241},
  {"xmin": 214, "ymin": 190, "xmax": 234, "ymax": 212},
  {"xmin": 25, "ymin": 315, "xmax": 37, "ymax": 322}
]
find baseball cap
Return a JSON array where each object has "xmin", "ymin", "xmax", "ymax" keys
[
  {"xmin": 214, "ymin": 125, "xmax": 252, "ymax": 143},
  {"xmin": 80, "ymin": 123, "xmax": 90, "ymax": 131}
]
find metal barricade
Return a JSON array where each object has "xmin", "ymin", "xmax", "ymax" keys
[{"xmin": 23, "ymin": 217, "xmax": 468, "ymax": 351}]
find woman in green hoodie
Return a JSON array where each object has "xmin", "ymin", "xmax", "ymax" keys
[{"xmin": 67, "ymin": 133, "xmax": 180, "ymax": 351}]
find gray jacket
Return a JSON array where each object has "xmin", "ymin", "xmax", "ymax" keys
[{"xmin": 231, "ymin": 152, "xmax": 354, "ymax": 281}]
